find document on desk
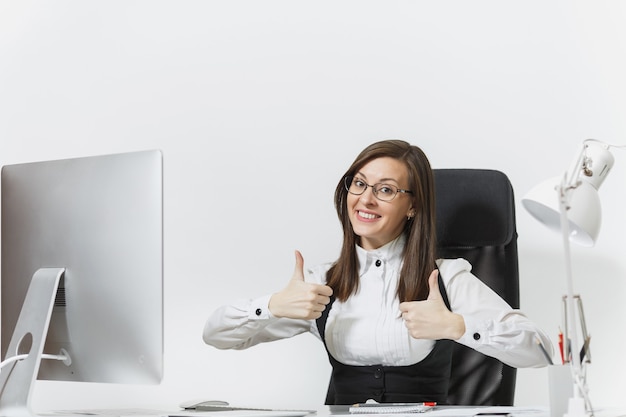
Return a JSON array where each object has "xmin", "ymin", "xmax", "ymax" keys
[
  {"xmin": 427, "ymin": 406, "xmax": 547, "ymax": 417},
  {"xmin": 349, "ymin": 402, "xmax": 436, "ymax": 414},
  {"xmin": 43, "ymin": 409, "xmax": 313, "ymax": 417},
  {"xmin": 171, "ymin": 410, "xmax": 314, "ymax": 417},
  {"xmin": 42, "ymin": 409, "xmax": 171, "ymax": 417}
]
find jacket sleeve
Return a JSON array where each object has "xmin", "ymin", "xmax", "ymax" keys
[
  {"xmin": 202, "ymin": 293, "xmax": 317, "ymax": 350},
  {"xmin": 438, "ymin": 258, "xmax": 555, "ymax": 368}
]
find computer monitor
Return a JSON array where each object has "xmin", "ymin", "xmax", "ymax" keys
[{"xmin": 0, "ymin": 150, "xmax": 163, "ymax": 415}]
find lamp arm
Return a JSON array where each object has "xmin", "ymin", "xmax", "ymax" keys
[
  {"xmin": 557, "ymin": 179, "xmax": 581, "ymax": 374},
  {"xmin": 557, "ymin": 179, "xmax": 591, "ymax": 417}
]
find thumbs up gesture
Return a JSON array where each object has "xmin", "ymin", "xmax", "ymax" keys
[
  {"xmin": 399, "ymin": 270, "xmax": 466, "ymax": 340},
  {"xmin": 269, "ymin": 250, "xmax": 333, "ymax": 320}
]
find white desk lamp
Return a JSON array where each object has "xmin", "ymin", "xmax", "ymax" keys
[{"xmin": 522, "ymin": 138, "xmax": 620, "ymax": 417}]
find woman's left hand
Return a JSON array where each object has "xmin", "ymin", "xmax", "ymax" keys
[{"xmin": 399, "ymin": 270, "xmax": 466, "ymax": 341}]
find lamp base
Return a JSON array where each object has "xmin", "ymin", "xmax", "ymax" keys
[{"xmin": 564, "ymin": 397, "xmax": 588, "ymax": 417}]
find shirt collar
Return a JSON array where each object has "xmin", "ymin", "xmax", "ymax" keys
[{"xmin": 355, "ymin": 234, "xmax": 406, "ymax": 276}]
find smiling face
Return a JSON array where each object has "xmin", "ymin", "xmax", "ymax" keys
[{"xmin": 347, "ymin": 157, "xmax": 415, "ymax": 250}]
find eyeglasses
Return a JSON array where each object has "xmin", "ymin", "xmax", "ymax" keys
[{"xmin": 344, "ymin": 176, "xmax": 413, "ymax": 202}]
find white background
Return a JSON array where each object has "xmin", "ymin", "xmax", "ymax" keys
[{"xmin": 1, "ymin": 0, "xmax": 625, "ymax": 412}]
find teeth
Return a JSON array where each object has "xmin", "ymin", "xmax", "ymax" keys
[{"xmin": 359, "ymin": 211, "xmax": 378, "ymax": 219}]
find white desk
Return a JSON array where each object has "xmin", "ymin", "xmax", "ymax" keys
[{"xmin": 41, "ymin": 405, "xmax": 626, "ymax": 417}]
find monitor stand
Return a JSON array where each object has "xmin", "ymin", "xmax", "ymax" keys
[{"xmin": 0, "ymin": 268, "xmax": 65, "ymax": 417}]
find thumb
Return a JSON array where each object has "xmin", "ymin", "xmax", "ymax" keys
[
  {"xmin": 291, "ymin": 250, "xmax": 305, "ymax": 281},
  {"xmin": 426, "ymin": 270, "xmax": 442, "ymax": 301}
]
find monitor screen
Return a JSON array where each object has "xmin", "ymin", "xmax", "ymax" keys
[{"xmin": 1, "ymin": 150, "xmax": 163, "ymax": 391}]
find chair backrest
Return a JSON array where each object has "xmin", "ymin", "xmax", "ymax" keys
[{"xmin": 433, "ymin": 169, "xmax": 519, "ymax": 406}]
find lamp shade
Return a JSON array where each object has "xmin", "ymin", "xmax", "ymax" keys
[{"xmin": 522, "ymin": 176, "xmax": 601, "ymax": 247}]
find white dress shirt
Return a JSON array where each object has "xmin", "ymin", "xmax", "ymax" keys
[{"xmin": 203, "ymin": 235, "xmax": 553, "ymax": 369}]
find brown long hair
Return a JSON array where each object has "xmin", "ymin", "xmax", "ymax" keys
[{"xmin": 326, "ymin": 140, "xmax": 436, "ymax": 302}]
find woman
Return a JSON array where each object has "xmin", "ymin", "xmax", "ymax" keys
[{"xmin": 203, "ymin": 139, "xmax": 553, "ymax": 404}]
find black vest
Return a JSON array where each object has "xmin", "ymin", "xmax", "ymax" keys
[{"xmin": 315, "ymin": 274, "xmax": 453, "ymax": 405}]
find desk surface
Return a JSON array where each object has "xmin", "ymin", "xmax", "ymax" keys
[{"xmin": 42, "ymin": 405, "xmax": 626, "ymax": 417}]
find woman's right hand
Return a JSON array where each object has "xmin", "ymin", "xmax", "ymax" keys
[{"xmin": 269, "ymin": 250, "xmax": 333, "ymax": 320}]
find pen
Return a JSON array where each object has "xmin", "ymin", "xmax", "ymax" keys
[
  {"xmin": 558, "ymin": 329, "xmax": 565, "ymax": 364},
  {"xmin": 535, "ymin": 336, "xmax": 553, "ymax": 365}
]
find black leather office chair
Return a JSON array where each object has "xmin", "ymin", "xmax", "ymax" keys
[{"xmin": 434, "ymin": 169, "xmax": 519, "ymax": 406}]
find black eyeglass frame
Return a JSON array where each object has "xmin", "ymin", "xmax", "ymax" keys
[{"xmin": 343, "ymin": 176, "xmax": 413, "ymax": 202}]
